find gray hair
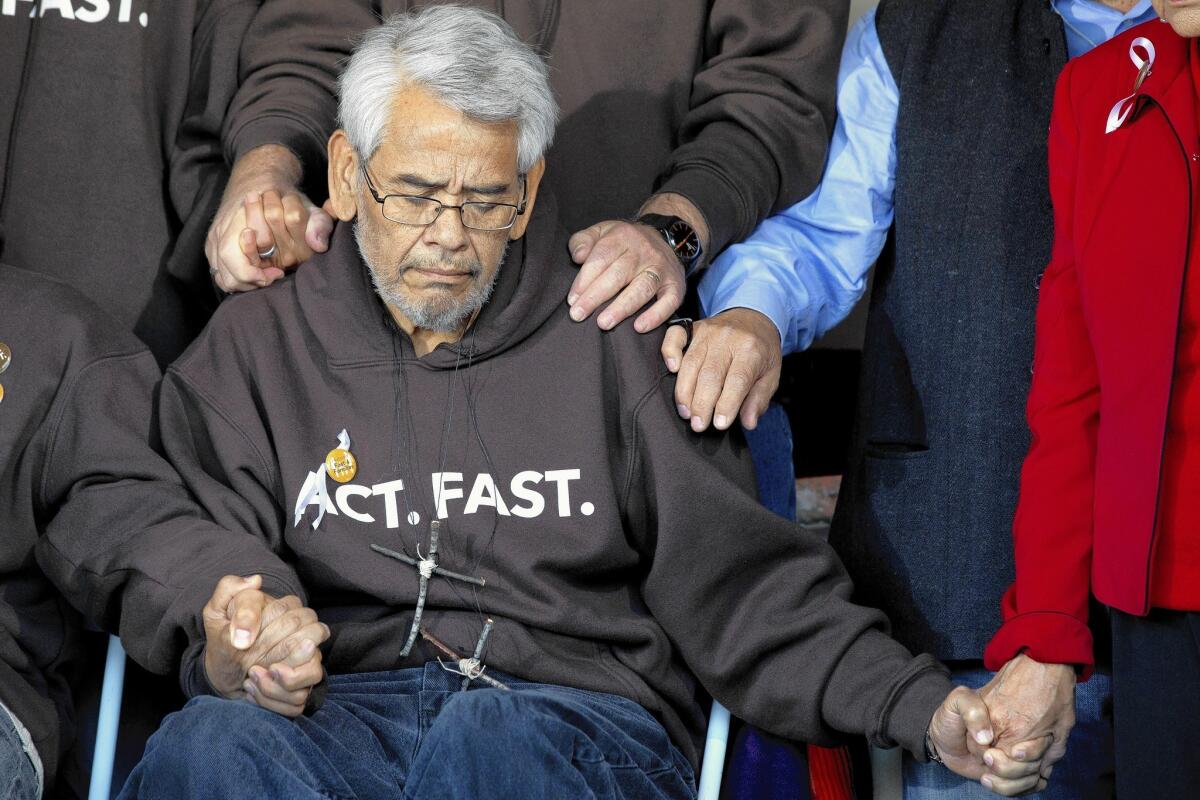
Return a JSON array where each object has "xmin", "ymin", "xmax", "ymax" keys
[{"xmin": 338, "ymin": 5, "xmax": 558, "ymax": 173}]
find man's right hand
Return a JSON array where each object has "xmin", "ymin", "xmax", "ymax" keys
[
  {"xmin": 201, "ymin": 575, "xmax": 330, "ymax": 717},
  {"xmin": 205, "ymin": 145, "xmax": 332, "ymax": 293}
]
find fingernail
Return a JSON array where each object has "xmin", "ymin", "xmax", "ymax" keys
[
  {"xmin": 745, "ymin": 416, "xmax": 758, "ymax": 430},
  {"xmin": 665, "ymin": 357, "xmax": 678, "ymax": 372},
  {"xmin": 981, "ymin": 777, "xmax": 993, "ymax": 790},
  {"xmin": 250, "ymin": 668, "xmax": 262, "ymax": 683},
  {"xmin": 691, "ymin": 416, "xmax": 704, "ymax": 432},
  {"xmin": 233, "ymin": 629, "xmax": 252, "ymax": 649},
  {"xmin": 270, "ymin": 669, "xmax": 282, "ymax": 682},
  {"xmin": 1015, "ymin": 749, "xmax": 1026, "ymax": 760},
  {"xmin": 572, "ymin": 247, "xmax": 585, "ymax": 260},
  {"xmin": 570, "ymin": 306, "xmax": 585, "ymax": 322},
  {"xmin": 976, "ymin": 730, "xmax": 993, "ymax": 745},
  {"xmin": 301, "ymin": 639, "xmax": 316, "ymax": 655},
  {"xmin": 677, "ymin": 404, "xmax": 690, "ymax": 419},
  {"xmin": 984, "ymin": 753, "xmax": 994, "ymax": 767},
  {"xmin": 714, "ymin": 415, "xmax": 728, "ymax": 429},
  {"xmin": 598, "ymin": 315, "xmax": 613, "ymax": 330},
  {"xmin": 567, "ymin": 293, "xmax": 578, "ymax": 305},
  {"xmin": 243, "ymin": 681, "xmax": 255, "ymax": 696},
  {"xmin": 634, "ymin": 320, "xmax": 647, "ymax": 333}
]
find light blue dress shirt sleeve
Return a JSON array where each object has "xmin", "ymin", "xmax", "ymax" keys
[{"xmin": 697, "ymin": 8, "xmax": 898, "ymax": 355}]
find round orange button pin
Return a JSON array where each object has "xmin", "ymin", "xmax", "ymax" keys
[{"xmin": 325, "ymin": 448, "xmax": 357, "ymax": 483}]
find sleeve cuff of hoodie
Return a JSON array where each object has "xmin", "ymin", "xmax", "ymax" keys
[
  {"xmin": 878, "ymin": 655, "xmax": 955, "ymax": 761},
  {"xmin": 983, "ymin": 612, "xmax": 1094, "ymax": 679},
  {"xmin": 657, "ymin": 165, "xmax": 747, "ymax": 258},
  {"xmin": 227, "ymin": 115, "xmax": 329, "ymax": 196},
  {"xmin": 172, "ymin": 566, "xmax": 307, "ymax": 699}
]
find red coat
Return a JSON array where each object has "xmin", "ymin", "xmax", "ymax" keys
[{"xmin": 984, "ymin": 21, "xmax": 1200, "ymax": 673}]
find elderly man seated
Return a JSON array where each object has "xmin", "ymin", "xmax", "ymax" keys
[{"xmin": 90, "ymin": 8, "xmax": 1050, "ymax": 799}]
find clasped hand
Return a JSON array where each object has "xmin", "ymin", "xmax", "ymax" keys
[
  {"xmin": 201, "ymin": 575, "xmax": 331, "ymax": 717},
  {"xmin": 931, "ymin": 656, "xmax": 1076, "ymax": 796}
]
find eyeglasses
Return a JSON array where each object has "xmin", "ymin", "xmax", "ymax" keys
[{"xmin": 360, "ymin": 166, "xmax": 527, "ymax": 231}]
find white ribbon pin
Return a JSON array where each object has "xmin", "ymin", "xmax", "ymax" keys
[
  {"xmin": 1106, "ymin": 37, "xmax": 1156, "ymax": 134},
  {"xmin": 292, "ymin": 429, "xmax": 352, "ymax": 530}
]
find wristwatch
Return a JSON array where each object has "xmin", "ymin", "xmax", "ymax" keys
[
  {"xmin": 925, "ymin": 728, "xmax": 944, "ymax": 764},
  {"xmin": 637, "ymin": 213, "xmax": 704, "ymax": 274}
]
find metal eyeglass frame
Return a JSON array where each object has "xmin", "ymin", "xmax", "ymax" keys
[{"xmin": 359, "ymin": 165, "xmax": 528, "ymax": 231}]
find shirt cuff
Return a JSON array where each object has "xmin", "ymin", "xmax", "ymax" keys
[
  {"xmin": 701, "ymin": 272, "xmax": 794, "ymax": 351},
  {"xmin": 983, "ymin": 612, "xmax": 1095, "ymax": 679}
]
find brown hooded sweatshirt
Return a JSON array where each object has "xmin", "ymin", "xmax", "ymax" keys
[
  {"xmin": 0, "ymin": 264, "xmax": 176, "ymax": 792},
  {"xmin": 42, "ymin": 192, "xmax": 955, "ymax": 769},
  {"xmin": 0, "ymin": 0, "xmax": 259, "ymax": 365}
]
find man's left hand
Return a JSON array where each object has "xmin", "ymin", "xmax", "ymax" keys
[{"xmin": 567, "ymin": 220, "xmax": 686, "ymax": 332}]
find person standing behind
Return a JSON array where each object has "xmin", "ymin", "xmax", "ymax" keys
[
  {"xmin": 0, "ymin": 0, "xmax": 260, "ymax": 365},
  {"xmin": 665, "ymin": 1, "xmax": 1156, "ymax": 796}
]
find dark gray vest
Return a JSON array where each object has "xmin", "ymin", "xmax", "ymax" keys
[{"xmin": 828, "ymin": 0, "xmax": 1067, "ymax": 660}]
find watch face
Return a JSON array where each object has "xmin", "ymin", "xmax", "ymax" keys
[{"xmin": 667, "ymin": 219, "xmax": 701, "ymax": 262}]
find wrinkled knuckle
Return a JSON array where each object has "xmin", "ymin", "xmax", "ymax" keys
[
  {"xmin": 697, "ymin": 366, "xmax": 724, "ymax": 391},
  {"xmin": 725, "ymin": 371, "xmax": 751, "ymax": 393}
]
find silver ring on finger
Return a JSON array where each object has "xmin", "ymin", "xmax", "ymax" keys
[{"xmin": 258, "ymin": 244, "xmax": 278, "ymax": 260}]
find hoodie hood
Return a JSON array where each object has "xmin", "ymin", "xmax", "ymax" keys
[{"xmin": 298, "ymin": 189, "xmax": 573, "ymax": 370}]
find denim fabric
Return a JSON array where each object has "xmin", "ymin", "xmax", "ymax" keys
[
  {"xmin": 903, "ymin": 666, "xmax": 1113, "ymax": 800},
  {"xmin": 0, "ymin": 704, "xmax": 40, "ymax": 800},
  {"xmin": 118, "ymin": 663, "xmax": 696, "ymax": 800},
  {"xmin": 743, "ymin": 402, "xmax": 796, "ymax": 523},
  {"xmin": 1111, "ymin": 609, "xmax": 1200, "ymax": 800}
]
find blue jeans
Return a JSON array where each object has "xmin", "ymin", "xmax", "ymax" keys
[
  {"xmin": 0, "ymin": 705, "xmax": 39, "ymax": 800},
  {"xmin": 118, "ymin": 663, "xmax": 696, "ymax": 800},
  {"xmin": 904, "ymin": 666, "xmax": 1113, "ymax": 799},
  {"xmin": 743, "ymin": 402, "xmax": 796, "ymax": 522}
]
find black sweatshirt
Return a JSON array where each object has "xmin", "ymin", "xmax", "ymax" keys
[
  {"xmin": 43, "ymin": 192, "xmax": 954, "ymax": 769},
  {"xmin": 0, "ymin": 265, "xmax": 174, "ymax": 792},
  {"xmin": 221, "ymin": 0, "xmax": 847, "ymax": 255},
  {"xmin": 0, "ymin": 0, "xmax": 259, "ymax": 365}
]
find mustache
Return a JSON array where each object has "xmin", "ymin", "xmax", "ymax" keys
[{"xmin": 396, "ymin": 256, "xmax": 484, "ymax": 278}]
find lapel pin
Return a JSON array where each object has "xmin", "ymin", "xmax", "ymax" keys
[{"xmin": 325, "ymin": 428, "xmax": 358, "ymax": 483}]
